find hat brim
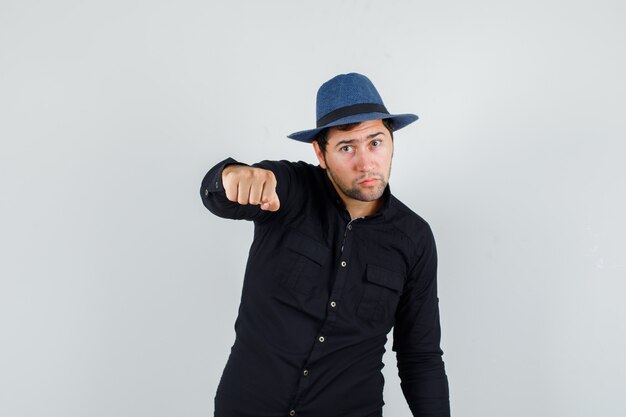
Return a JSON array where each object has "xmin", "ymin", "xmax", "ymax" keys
[{"xmin": 287, "ymin": 112, "xmax": 418, "ymax": 143}]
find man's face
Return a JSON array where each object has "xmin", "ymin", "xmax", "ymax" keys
[{"xmin": 313, "ymin": 119, "xmax": 394, "ymax": 204}]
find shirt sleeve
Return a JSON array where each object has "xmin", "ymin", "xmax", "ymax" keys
[
  {"xmin": 199, "ymin": 156, "xmax": 295, "ymax": 222},
  {"xmin": 392, "ymin": 223, "xmax": 450, "ymax": 416}
]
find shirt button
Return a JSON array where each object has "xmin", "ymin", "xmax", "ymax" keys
[
  {"xmin": 204, "ymin": 189, "xmax": 209, "ymax": 196},
  {"xmin": 303, "ymin": 369, "xmax": 309, "ymax": 376},
  {"xmin": 330, "ymin": 301, "xmax": 337, "ymax": 308},
  {"xmin": 347, "ymin": 224, "xmax": 352, "ymax": 230},
  {"xmin": 215, "ymin": 181, "xmax": 219, "ymax": 189},
  {"xmin": 289, "ymin": 410, "xmax": 296, "ymax": 416},
  {"xmin": 318, "ymin": 336, "xmax": 325, "ymax": 343},
  {"xmin": 341, "ymin": 261, "xmax": 347, "ymax": 267}
]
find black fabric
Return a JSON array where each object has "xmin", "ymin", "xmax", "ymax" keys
[
  {"xmin": 316, "ymin": 103, "xmax": 389, "ymax": 127},
  {"xmin": 200, "ymin": 157, "xmax": 450, "ymax": 417}
]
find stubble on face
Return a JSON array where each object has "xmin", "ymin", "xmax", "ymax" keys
[{"xmin": 323, "ymin": 154, "xmax": 391, "ymax": 202}]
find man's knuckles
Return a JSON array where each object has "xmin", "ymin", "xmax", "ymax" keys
[
  {"xmin": 239, "ymin": 167, "xmax": 272, "ymax": 181},
  {"xmin": 224, "ymin": 167, "xmax": 277, "ymax": 207}
]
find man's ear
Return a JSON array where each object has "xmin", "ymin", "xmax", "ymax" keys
[{"xmin": 312, "ymin": 140, "xmax": 327, "ymax": 169}]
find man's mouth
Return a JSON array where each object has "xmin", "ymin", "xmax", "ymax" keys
[{"xmin": 358, "ymin": 177, "xmax": 380, "ymax": 186}]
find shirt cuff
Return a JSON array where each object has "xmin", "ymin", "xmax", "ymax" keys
[{"xmin": 202, "ymin": 157, "xmax": 248, "ymax": 196}]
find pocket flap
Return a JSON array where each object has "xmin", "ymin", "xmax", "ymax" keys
[
  {"xmin": 284, "ymin": 232, "xmax": 329, "ymax": 265},
  {"xmin": 365, "ymin": 264, "xmax": 404, "ymax": 292}
]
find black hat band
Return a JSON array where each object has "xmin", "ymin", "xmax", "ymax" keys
[{"xmin": 316, "ymin": 103, "xmax": 389, "ymax": 128}]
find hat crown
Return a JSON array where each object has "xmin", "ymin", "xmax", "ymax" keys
[
  {"xmin": 287, "ymin": 72, "xmax": 417, "ymax": 143},
  {"xmin": 316, "ymin": 73, "xmax": 385, "ymax": 122}
]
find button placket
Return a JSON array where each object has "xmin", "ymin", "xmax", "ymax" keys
[
  {"xmin": 325, "ymin": 218, "xmax": 356, "ymax": 318},
  {"xmin": 288, "ymin": 218, "xmax": 357, "ymax": 413}
]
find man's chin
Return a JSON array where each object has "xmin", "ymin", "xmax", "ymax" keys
[{"xmin": 346, "ymin": 186, "xmax": 386, "ymax": 202}]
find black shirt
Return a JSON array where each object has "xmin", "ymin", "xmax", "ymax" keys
[{"xmin": 200, "ymin": 157, "xmax": 450, "ymax": 417}]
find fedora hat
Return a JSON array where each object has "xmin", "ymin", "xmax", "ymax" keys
[{"xmin": 287, "ymin": 73, "xmax": 418, "ymax": 143}]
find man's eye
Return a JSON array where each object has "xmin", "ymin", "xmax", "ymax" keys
[
  {"xmin": 340, "ymin": 146, "xmax": 353, "ymax": 152},
  {"xmin": 371, "ymin": 140, "xmax": 381, "ymax": 147}
]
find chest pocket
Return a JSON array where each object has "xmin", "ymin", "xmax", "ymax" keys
[
  {"xmin": 357, "ymin": 264, "xmax": 405, "ymax": 324},
  {"xmin": 279, "ymin": 232, "xmax": 329, "ymax": 296}
]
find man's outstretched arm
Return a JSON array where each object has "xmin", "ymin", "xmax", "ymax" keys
[{"xmin": 200, "ymin": 157, "xmax": 294, "ymax": 222}]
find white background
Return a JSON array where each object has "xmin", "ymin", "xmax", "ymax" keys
[{"xmin": 1, "ymin": 1, "xmax": 625, "ymax": 416}]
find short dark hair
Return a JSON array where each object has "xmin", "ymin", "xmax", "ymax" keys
[{"xmin": 314, "ymin": 118, "xmax": 395, "ymax": 154}]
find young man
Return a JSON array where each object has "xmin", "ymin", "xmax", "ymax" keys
[{"xmin": 200, "ymin": 73, "xmax": 450, "ymax": 417}]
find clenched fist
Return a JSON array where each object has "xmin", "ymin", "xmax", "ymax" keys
[{"xmin": 222, "ymin": 165, "xmax": 280, "ymax": 212}]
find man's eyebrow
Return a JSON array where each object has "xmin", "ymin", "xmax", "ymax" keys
[{"xmin": 334, "ymin": 132, "xmax": 385, "ymax": 148}]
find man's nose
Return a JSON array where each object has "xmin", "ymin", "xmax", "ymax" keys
[{"xmin": 355, "ymin": 150, "xmax": 375, "ymax": 172}]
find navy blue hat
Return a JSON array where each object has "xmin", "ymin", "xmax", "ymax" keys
[{"xmin": 287, "ymin": 73, "xmax": 418, "ymax": 143}]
